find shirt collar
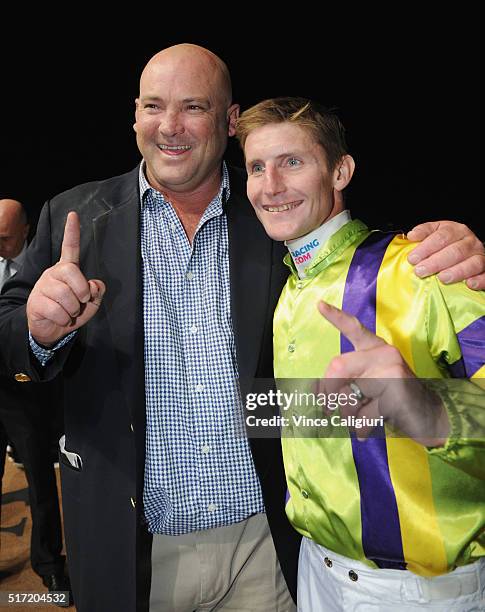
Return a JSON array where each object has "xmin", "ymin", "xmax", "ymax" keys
[
  {"xmin": 285, "ymin": 211, "xmax": 352, "ymax": 279},
  {"xmin": 284, "ymin": 215, "xmax": 369, "ymax": 279}
]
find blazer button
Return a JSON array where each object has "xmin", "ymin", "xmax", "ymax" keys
[
  {"xmin": 324, "ymin": 557, "xmax": 333, "ymax": 568},
  {"xmin": 130, "ymin": 497, "xmax": 136, "ymax": 508},
  {"xmin": 130, "ymin": 423, "xmax": 134, "ymax": 432},
  {"xmin": 348, "ymin": 570, "xmax": 358, "ymax": 582},
  {"xmin": 14, "ymin": 373, "xmax": 31, "ymax": 382}
]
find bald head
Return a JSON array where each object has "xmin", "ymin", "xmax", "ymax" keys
[
  {"xmin": 0, "ymin": 199, "xmax": 29, "ymax": 259},
  {"xmin": 141, "ymin": 44, "xmax": 233, "ymax": 107}
]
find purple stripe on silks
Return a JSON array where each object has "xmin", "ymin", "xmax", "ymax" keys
[
  {"xmin": 342, "ymin": 231, "xmax": 406, "ymax": 570},
  {"xmin": 349, "ymin": 435, "xmax": 407, "ymax": 569},
  {"xmin": 447, "ymin": 357, "xmax": 466, "ymax": 378},
  {"xmin": 456, "ymin": 316, "xmax": 485, "ymax": 377},
  {"xmin": 341, "ymin": 232, "xmax": 395, "ymax": 340},
  {"xmin": 285, "ymin": 488, "xmax": 291, "ymax": 505}
]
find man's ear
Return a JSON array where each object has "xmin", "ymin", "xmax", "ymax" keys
[
  {"xmin": 227, "ymin": 104, "xmax": 240, "ymax": 137},
  {"xmin": 334, "ymin": 155, "xmax": 355, "ymax": 191},
  {"xmin": 133, "ymin": 99, "xmax": 140, "ymax": 132}
]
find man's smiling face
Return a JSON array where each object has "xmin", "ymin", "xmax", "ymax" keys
[
  {"xmin": 134, "ymin": 47, "xmax": 238, "ymax": 195},
  {"xmin": 244, "ymin": 122, "xmax": 342, "ymax": 241}
]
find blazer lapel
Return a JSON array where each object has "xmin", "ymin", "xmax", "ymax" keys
[
  {"xmin": 91, "ymin": 168, "xmax": 145, "ymax": 430},
  {"xmin": 226, "ymin": 168, "xmax": 273, "ymax": 394}
]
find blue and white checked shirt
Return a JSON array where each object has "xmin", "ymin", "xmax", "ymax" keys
[{"xmin": 139, "ymin": 163, "xmax": 264, "ymax": 534}]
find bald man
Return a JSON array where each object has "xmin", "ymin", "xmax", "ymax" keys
[
  {"xmin": 0, "ymin": 199, "xmax": 71, "ymax": 600},
  {"xmin": 0, "ymin": 46, "xmax": 484, "ymax": 612}
]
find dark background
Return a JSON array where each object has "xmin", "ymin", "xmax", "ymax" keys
[{"xmin": 1, "ymin": 22, "xmax": 483, "ymax": 237}]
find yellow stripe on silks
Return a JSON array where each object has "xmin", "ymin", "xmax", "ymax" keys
[
  {"xmin": 471, "ymin": 363, "xmax": 485, "ymax": 389},
  {"xmin": 375, "ymin": 236, "xmax": 448, "ymax": 576}
]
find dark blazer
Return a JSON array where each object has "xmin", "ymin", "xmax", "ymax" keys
[{"xmin": 0, "ymin": 165, "xmax": 301, "ymax": 611}]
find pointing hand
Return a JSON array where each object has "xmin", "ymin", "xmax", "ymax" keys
[{"xmin": 27, "ymin": 212, "xmax": 106, "ymax": 346}]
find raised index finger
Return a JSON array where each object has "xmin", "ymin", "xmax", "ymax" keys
[
  {"xmin": 60, "ymin": 211, "xmax": 81, "ymax": 265},
  {"xmin": 317, "ymin": 300, "xmax": 385, "ymax": 351}
]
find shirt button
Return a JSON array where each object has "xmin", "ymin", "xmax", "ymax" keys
[
  {"xmin": 207, "ymin": 503, "xmax": 217, "ymax": 513},
  {"xmin": 301, "ymin": 489, "xmax": 309, "ymax": 499},
  {"xmin": 201, "ymin": 445, "xmax": 211, "ymax": 454},
  {"xmin": 190, "ymin": 325, "xmax": 198, "ymax": 334},
  {"xmin": 186, "ymin": 271, "xmax": 194, "ymax": 280},
  {"xmin": 195, "ymin": 383, "xmax": 204, "ymax": 392},
  {"xmin": 288, "ymin": 343, "xmax": 295, "ymax": 353},
  {"xmin": 349, "ymin": 570, "xmax": 358, "ymax": 582},
  {"xmin": 170, "ymin": 222, "xmax": 176, "ymax": 231},
  {"xmin": 296, "ymin": 281, "xmax": 303, "ymax": 289}
]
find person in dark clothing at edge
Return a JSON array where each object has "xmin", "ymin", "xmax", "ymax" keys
[{"xmin": 0, "ymin": 198, "xmax": 72, "ymax": 604}]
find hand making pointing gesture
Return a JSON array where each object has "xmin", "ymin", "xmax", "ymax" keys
[
  {"xmin": 26, "ymin": 212, "xmax": 106, "ymax": 347},
  {"xmin": 317, "ymin": 300, "xmax": 450, "ymax": 446}
]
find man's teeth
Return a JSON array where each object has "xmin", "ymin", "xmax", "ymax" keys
[
  {"xmin": 265, "ymin": 202, "xmax": 300, "ymax": 213},
  {"xmin": 158, "ymin": 145, "xmax": 191, "ymax": 150}
]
